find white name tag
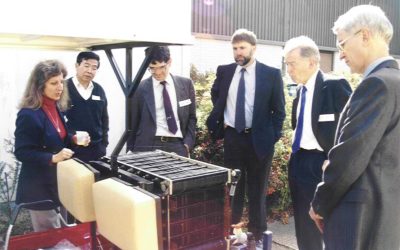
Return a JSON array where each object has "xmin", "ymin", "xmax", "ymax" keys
[
  {"xmin": 318, "ymin": 114, "xmax": 335, "ymax": 122},
  {"xmin": 92, "ymin": 95, "xmax": 101, "ymax": 101},
  {"xmin": 179, "ymin": 99, "xmax": 191, "ymax": 107}
]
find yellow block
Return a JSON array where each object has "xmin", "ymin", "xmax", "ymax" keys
[
  {"xmin": 57, "ymin": 159, "xmax": 95, "ymax": 222},
  {"xmin": 93, "ymin": 178, "xmax": 158, "ymax": 250}
]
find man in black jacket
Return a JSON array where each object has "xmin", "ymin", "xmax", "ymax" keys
[
  {"xmin": 65, "ymin": 51, "xmax": 109, "ymax": 161},
  {"xmin": 283, "ymin": 36, "xmax": 352, "ymax": 250}
]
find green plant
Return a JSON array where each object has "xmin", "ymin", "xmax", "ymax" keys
[{"xmin": 0, "ymin": 138, "xmax": 33, "ymax": 244}]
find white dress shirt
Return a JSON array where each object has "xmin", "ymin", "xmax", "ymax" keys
[
  {"xmin": 72, "ymin": 77, "xmax": 94, "ymax": 100},
  {"xmin": 224, "ymin": 61, "xmax": 256, "ymax": 129},
  {"xmin": 294, "ymin": 70, "xmax": 323, "ymax": 151},
  {"xmin": 153, "ymin": 75, "xmax": 183, "ymax": 138}
]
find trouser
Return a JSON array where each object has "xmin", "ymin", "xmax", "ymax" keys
[
  {"xmin": 288, "ymin": 149, "xmax": 325, "ymax": 250},
  {"xmin": 29, "ymin": 206, "xmax": 68, "ymax": 232},
  {"xmin": 224, "ymin": 127, "xmax": 273, "ymax": 240}
]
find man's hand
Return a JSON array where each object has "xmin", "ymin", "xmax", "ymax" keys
[
  {"xmin": 184, "ymin": 144, "xmax": 190, "ymax": 157},
  {"xmin": 309, "ymin": 206, "xmax": 324, "ymax": 233}
]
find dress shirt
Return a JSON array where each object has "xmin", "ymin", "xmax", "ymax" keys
[
  {"xmin": 224, "ymin": 60, "xmax": 256, "ymax": 128},
  {"xmin": 72, "ymin": 77, "xmax": 94, "ymax": 100},
  {"xmin": 363, "ymin": 56, "xmax": 394, "ymax": 78},
  {"xmin": 294, "ymin": 70, "xmax": 323, "ymax": 151},
  {"xmin": 153, "ymin": 75, "xmax": 183, "ymax": 138}
]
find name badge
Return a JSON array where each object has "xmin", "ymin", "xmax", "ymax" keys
[
  {"xmin": 92, "ymin": 95, "xmax": 101, "ymax": 101},
  {"xmin": 318, "ymin": 114, "xmax": 335, "ymax": 122},
  {"xmin": 179, "ymin": 99, "xmax": 191, "ymax": 107}
]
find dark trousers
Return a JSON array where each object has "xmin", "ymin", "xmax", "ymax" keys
[
  {"xmin": 288, "ymin": 149, "xmax": 326, "ymax": 250},
  {"xmin": 224, "ymin": 127, "xmax": 273, "ymax": 240}
]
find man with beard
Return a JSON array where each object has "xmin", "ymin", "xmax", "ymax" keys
[{"xmin": 207, "ymin": 28, "xmax": 286, "ymax": 245}]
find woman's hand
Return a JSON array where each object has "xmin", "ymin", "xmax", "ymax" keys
[{"xmin": 52, "ymin": 148, "xmax": 74, "ymax": 163}]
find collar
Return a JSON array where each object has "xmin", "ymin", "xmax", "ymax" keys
[
  {"xmin": 152, "ymin": 74, "xmax": 174, "ymax": 87},
  {"xmin": 363, "ymin": 56, "xmax": 394, "ymax": 77},
  {"xmin": 42, "ymin": 95, "xmax": 57, "ymax": 109},
  {"xmin": 299, "ymin": 69, "xmax": 319, "ymax": 93},
  {"xmin": 72, "ymin": 76, "xmax": 94, "ymax": 90},
  {"xmin": 235, "ymin": 60, "xmax": 256, "ymax": 75}
]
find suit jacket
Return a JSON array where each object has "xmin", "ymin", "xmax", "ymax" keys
[
  {"xmin": 206, "ymin": 61, "xmax": 286, "ymax": 160},
  {"xmin": 14, "ymin": 107, "xmax": 71, "ymax": 210},
  {"xmin": 291, "ymin": 71, "xmax": 352, "ymax": 153},
  {"xmin": 312, "ymin": 60, "xmax": 400, "ymax": 249},
  {"xmin": 126, "ymin": 74, "xmax": 196, "ymax": 151}
]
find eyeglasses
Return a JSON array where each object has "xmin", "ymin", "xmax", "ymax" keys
[
  {"xmin": 336, "ymin": 30, "xmax": 362, "ymax": 52},
  {"xmin": 147, "ymin": 64, "xmax": 167, "ymax": 73}
]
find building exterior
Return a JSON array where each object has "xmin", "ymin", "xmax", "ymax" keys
[{"xmin": 191, "ymin": 0, "xmax": 400, "ymax": 73}]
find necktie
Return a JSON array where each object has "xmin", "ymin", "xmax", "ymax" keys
[
  {"xmin": 292, "ymin": 86, "xmax": 307, "ymax": 153},
  {"xmin": 235, "ymin": 68, "xmax": 246, "ymax": 133},
  {"xmin": 160, "ymin": 81, "xmax": 178, "ymax": 134}
]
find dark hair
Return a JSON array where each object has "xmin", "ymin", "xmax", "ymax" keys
[
  {"xmin": 231, "ymin": 28, "xmax": 257, "ymax": 46},
  {"xmin": 19, "ymin": 60, "xmax": 69, "ymax": 110},
  {"xmin": 76, "ymin": 51, "xmax": 100, "ymax": 68},
  {"xmin": 145, "ymin": 46, "xmax": 170, "ymax": 64}
]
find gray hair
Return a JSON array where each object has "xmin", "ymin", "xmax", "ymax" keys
[
  {"xmin": 283, "ymin": 36, "xmax": 320, "ymax": 62},
  {"xmin": 332, "ymin": 5, "xmax": 393, "ymax": 44},
  {"xmin": 231, "ymin": 28, "xmax": 257, "ymax": 46}
]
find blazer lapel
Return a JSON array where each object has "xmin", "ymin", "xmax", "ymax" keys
[
  {"xmin": 253, "ymin": 61, "xmax": 265, "ymax": 124},
  {"xmin": 142, "ymin": 78, "xmax": 156, "ymax": 123},
  {"xmin": 311, "ymin": 71, "xmax": 324, "ymax": 134},
  {"xmin": 292, "ymin": 89, "xmax": 299, "ymax": 130},
  {"xmin": 171, "ymin": 74, "xmax": 184, "ymax": 122}
]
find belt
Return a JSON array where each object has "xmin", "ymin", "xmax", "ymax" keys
[
  {"xmin": 227, "ymin": 126, "xmax": 252, "ymax": 134},
  {"xmin": 155, "ymin": 136, "xmax": 182, "ymax": 142}
]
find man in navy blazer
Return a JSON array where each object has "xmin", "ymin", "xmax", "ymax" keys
[
  {"xmin": 207, "ymin": 29, "xmax": 286, "ymax": 242},
  {"xmin": 127, "ymin": 46, "xmax": 196, "ymax": 157},
  {"xmin": 283, "ymin": 36, "xmax": 352, "ymax": 250},
  {"xmin": 309, "ymin": 5, "xmax": 400, "ymax": 249}
]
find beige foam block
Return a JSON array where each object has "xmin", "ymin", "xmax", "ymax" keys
[
  {"xmin": 92, "ymin": 178, "xmax": 158, "ymax": 250},
  {"xmin": 57, "ymin": 159, "xmax": 95, "ymax": 222}
]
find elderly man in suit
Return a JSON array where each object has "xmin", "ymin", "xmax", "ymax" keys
[
  {"xmin": 126, "ymin": 46, "xmax": 196, "ymax": 157},
  {"xmin": 207, "ymin": 28, "xmax": 286, "ymax": 243},
  {"xmin": 283, "ymin": 36, "xmax": 352, "ymax": 250},
  {"xmin": 309, "ymin": 5, "xmax": 400, "ymax": 249}
]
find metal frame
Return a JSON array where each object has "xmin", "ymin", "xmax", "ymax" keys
[{"xmin": 89, "ymin": 42, "xmax": 190, "ymax": 173}]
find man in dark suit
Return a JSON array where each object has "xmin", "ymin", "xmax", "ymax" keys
[
  {"xmin": 283, "ymin": 36, "xmax": 352, "ymax": 250},
  {"xmin": 126, "ymin": 46, "xmax": 196, "ymax": 157},
  {"xmin": 207, "ymin": 29, "xmax": 286, "ymax": 242},
  {"xmin": 309, "ymin": 5, "xmax": 400, "ymax": 249}
]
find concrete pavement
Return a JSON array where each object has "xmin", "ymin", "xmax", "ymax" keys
[{"xmin": 268, "ymin": 217, "xmax": 298, "ymax": 250}]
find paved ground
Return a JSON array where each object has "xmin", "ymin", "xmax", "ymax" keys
[{"xmin": 268, "ymin": 216, "xmax": 298, "ymax": 250}]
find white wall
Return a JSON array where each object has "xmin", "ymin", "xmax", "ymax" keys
[{"xmin": 190, "ymin": 38, "xmax": 283, "ymax": 73}]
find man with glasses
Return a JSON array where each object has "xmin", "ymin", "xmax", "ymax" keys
[
  {"xmin": 126, "ymin": 46, "xmax": 196, "ymax": 157},
  {"xmin": 66, "ymin": 51, "xmax": 109, "ymax": 161},
  {"xmin": 283, "ymin": 36, "xmax": 351, "ymax": 250},
  {"xmin": 309, "ymin": 5, "xmax": 400, "ymax": 249}
]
